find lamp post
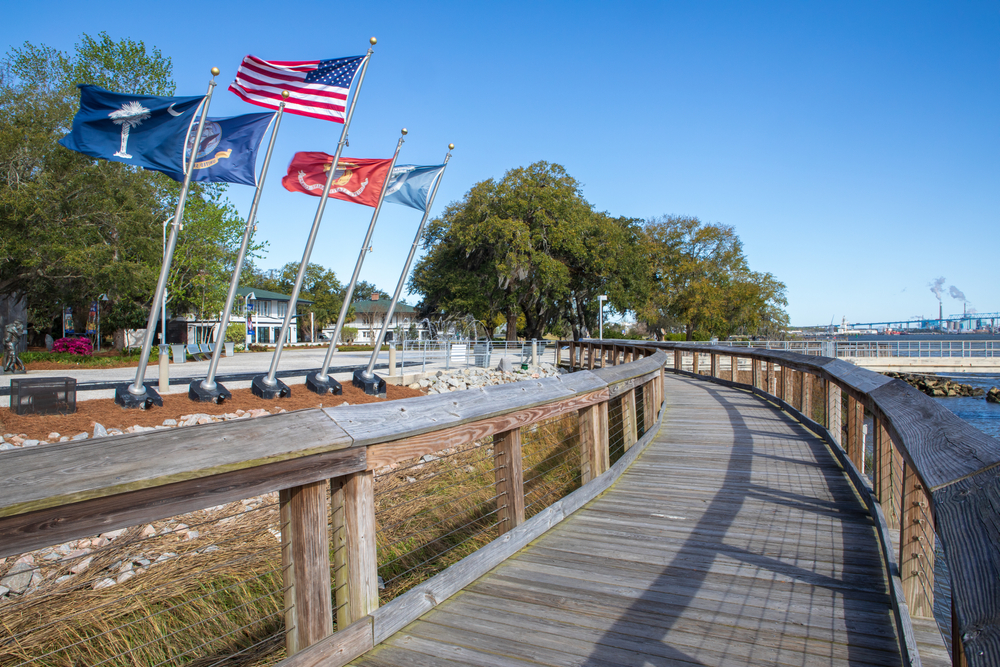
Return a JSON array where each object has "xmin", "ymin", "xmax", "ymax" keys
[
  {"xmin": 97, "ymin": 294, "xmax": 108, "ymax": 352},
  {"xmin": 598, "ymin": 294, "xmax": 607, "ymax": 340},
  {"xmin": 243, "ymin": 292, "xmax": 256, "ymax": 347}
]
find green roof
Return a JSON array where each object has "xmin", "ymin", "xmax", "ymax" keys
[
  {"xmin": 351, "ymin": 299, "xmax": 416, "ymax": 314},
  {"xmin": 237, "ymin": 287, "xmax": 313, "ymax": 305}
]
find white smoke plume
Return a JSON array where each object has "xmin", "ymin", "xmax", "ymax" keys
[
  {"xmin": 929, "ymin": 277, "xmax": 945, "ymax": 301},
  {"xmin": 949, "ymin": 285, "xmax": 967, "ymax": 302}
]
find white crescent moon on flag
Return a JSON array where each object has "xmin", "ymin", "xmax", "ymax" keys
[{"xmin": 167, "ymin": 104, "xmax": 182, "ymax": 117}]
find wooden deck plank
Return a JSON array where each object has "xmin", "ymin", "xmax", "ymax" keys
[{"xmin": 352, "ymin": 374, "xmax": 925, "ymax": 667}]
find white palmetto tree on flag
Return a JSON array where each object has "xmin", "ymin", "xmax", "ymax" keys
[{"xmin": 108, "ymin": 101, "xmax": 151, "ymax": 158}]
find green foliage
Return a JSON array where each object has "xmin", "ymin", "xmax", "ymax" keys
[
  {"xmin": 410, "ymin": 161, "xmax": 648, "ymax": 341},
  {"xmin": 244, "ymin": 262, "xmax": 347, "ymax": 339},
  {"xmin": 224, "ymin": 322, "xmax": 245, "ymax": 343},
  {"xmin": 639, "ymin": 216, "xmax": 788, "ymax": 340},
  {"xmin": 340, "ymin": 326, "xmax": 358, "ymax": 344},
  {"xmin": 0, "ymin": 33, "xmax": 262, "ymax": 348}
]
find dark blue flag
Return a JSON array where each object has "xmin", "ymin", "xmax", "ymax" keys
[
  {"xmin": 156, "ymin": 113, "xmax": 274, "ymax": 186},
  {"xmin": 58, "ymin": 85, "xmax": 205, "ymax": 173}
]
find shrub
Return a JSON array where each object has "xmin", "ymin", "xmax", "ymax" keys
[{"xmin": 52, "ymin": 337, "xmax": 93, "ymax": 356}]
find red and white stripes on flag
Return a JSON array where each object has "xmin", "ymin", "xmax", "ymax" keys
[{"xmin": 229, "ymin": 55, "xmax": 366, "ymax": 123}]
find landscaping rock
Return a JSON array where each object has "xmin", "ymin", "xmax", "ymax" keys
[
  {"xmin": 71, "ymin": 432, "xmax": 88, "ymax": 441},
  {"xmin": 987, "ymin": 387, "xmax": 1000, "ymax": 404},
  {"xmin": 92, "ymin": 423, "xmax": 108, "ymax": 439},
  {"xmin": 0, "ymin": 562, "xmax": 34, "ymax": 594}
]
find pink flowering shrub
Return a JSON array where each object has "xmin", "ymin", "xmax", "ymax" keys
[{"xmin": 52, "ymin": 337, "xmax": 93, "ymax": 356}]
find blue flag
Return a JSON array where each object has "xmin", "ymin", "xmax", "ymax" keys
[
  {"xmin": 157, "ymin": 113, "xmax": 274, "ymax": 186},
  {"xmin": 59, "ymin": 85, "xmax": 205, "ymax": 173},
  {"xmin": 383, "ymin": 164, "xmax": 446, "ymax": 212}
]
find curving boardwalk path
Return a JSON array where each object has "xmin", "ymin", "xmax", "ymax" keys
[{"xmin": 351, "ymin": 374, "xmax": 944, "ymax": 666}]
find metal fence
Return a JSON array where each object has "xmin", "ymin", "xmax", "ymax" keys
[
  {"xmin": 397, "ymin": 340, "xmax": 559, "ymax": 374},
  {"xmin": 716, "ymin": 339, "xmax": 999, "ymax": 358}
]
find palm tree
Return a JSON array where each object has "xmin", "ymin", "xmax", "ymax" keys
[{"xmin": 108, "ymin": 101, "xmax": 151, "ymax": 158}]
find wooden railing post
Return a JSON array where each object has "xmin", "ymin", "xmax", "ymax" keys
[
  {"xmin": 801, "ymin": 372, "xmax": 812, "ymax": 420},
  {"xmin": 339, "ymin": 470, "xmax": 379, "ymax": 624},
  {"xmin": 846, "ymin": 395, "xmax": 864, "ymax": 470},
  {"xmin": 752, "ymin": 358, "xmax": 761, "ymax": 389},
  {"xmin": 710, "ymin": 353, "xmax": 718, "ymax": 378},
  {"xmin": 674, "ymin": 349, "xmax": 682, "ymax": 372},
  {"xmin": 588, "ymin": 343, "xmax": 595, "ymax": 370},
  {"xmin": 579, "ymin": 400, "xmax": 610, "ymax": 484},
  {"xmin": 643, "ymin": 379, "xmax": 656, "ymax": 433},
  {"xmin": 827, "ymin": 382, "xmax": 842, "ymax": 447},
  {"xmin": 900, "ymin": 464, "xmax": 935, "ymax": 618},
  {"xmin": 622, "ymin": 388, "xmax": 638, "ymax": 451},
  {"xmin": 495, "ymin": 428, "xmax": 525, "ymax": 535},
  {"xmin": 731, "ymin": 355, "xmax": 739, "ymax": 383},
  {"xmin": 692, "ymin": 352, "xmax": 699, "ymax": 375},
  {"xmin": 568, "ymin": 341, "xmax": 576, "ymax": 370},
  {"xmin": 555, "ymin": 342, "xmax": 562, "ymax": 368},
  {"xmin": 279, "ymin": 481, "xmax": 334, "ymax": 655}
]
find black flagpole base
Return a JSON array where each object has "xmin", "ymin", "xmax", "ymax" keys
[
  {"xmin": 189, "ymin": 380, "xmax": 232, "ymax": 404},
  {"xmin": 352, "ymin": 370, "xmax": 386, "ymax": 398},
  {"xmin": 305, "ymin": 371, "xmax": 343, "ymax": 396},
  {"xmin": 114, "ymin": 384, "xmax": 163, "ymax": 409},
  {"xmin": 251, "ymin": 375, "xmax": 290, "ymax": 399}
]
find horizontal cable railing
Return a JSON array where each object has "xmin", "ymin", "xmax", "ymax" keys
[
  {"xmin": 567, "ymin": 338, "xmax": 999, "ymax": 667},
  {"xmin": 0, "ymin": 346, "xmax": 664, "ymax": 667}
]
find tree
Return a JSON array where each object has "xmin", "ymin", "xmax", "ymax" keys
[
  {"xmin": 0, "ymin": 33, "xmax": 259, "ymax": 348},
  {"xmin": 244, "ymin": 262, "xmax": 346, "ymax": 340},
  {"xmin": 411, "ymin": 162, "xmax": 646, "ymax": 341},
  {"xmin": 639, "ymin": 216, "xmax": 788, "ymax": 340}
]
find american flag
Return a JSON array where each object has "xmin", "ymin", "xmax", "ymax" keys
[{"xmin": 229, "ymin": 55, "xmax": 365, "ymax": 123}]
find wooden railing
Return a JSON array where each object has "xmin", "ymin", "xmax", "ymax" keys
[
  {"xmin": 0, "ymin": 350, "xmax": 665, "ymax": 667},
  {"xmin": 568, "ymin": 339, "xmax": 1000, "ymax": 667}
]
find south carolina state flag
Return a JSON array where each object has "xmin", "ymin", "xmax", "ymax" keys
[{"xmin": 281, "ymin": 152, "xmax": 392, "ymax": 207}]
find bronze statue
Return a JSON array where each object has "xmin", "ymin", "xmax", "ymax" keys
[{"xmin": 3, "ymin": 320, "xmax": 26, "ymax": 374}]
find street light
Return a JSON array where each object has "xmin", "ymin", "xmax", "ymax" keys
[
  {"xmin": 243, "ymin": 292, "xmax": 256, "ymax": 346},
  {"xmin": 97, "ymin": 293, "xmax": 109, "ymax": 352},
  {"xmin": 598, "ymin": 294, "xmax": 608, "ymax": 340}
]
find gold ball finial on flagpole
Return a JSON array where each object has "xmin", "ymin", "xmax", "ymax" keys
[
  {"xmin": 282, "ymin": 91, "xmax": 290, "ymax": 99},
  {"xmin": 370, "ymin": 37, "xmax": 377, "ymax": 45},
  {"xmin": 401, "ymin": 128, "xmax": 408, "ymax": 135},
  {"xmin": 211, "ymin": 67, "xmax": 220, "ymax": 77},
  {"xmin": 449, "ymin": 143, "xmax": 455, "ymax": 150}
]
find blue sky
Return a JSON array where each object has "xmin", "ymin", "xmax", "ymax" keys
[{"xmin": 7, "ymin": 1, "xmax": 998, "ymax": 327}]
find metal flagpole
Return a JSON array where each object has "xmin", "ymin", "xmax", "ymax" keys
[
  {"xmin": 191, "ymin": 94, "xmax": 289, "ymax": 402},
  {"xmin": 306, "ymin": 128, "xmax": 408, "ymax": 395},
  {"xmin": 252, "ymin": 38, "xmax": 377, "ymax": 399},
  {"xmin": 355, "ymin": 145, "xmax": 453, "ymax": 397},
  {"xmin": 115, "ymin": 68, "xmax": 220, "ymax": 409}
]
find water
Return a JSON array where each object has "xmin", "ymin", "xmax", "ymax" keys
[{"xmin": 929, "ymin": 372, "xmax": 1000, "ymax": 439}]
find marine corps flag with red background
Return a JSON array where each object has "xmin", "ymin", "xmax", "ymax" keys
[{"xmin": 281, "ymin": 152, "xmax": 392, "ymax": 207}]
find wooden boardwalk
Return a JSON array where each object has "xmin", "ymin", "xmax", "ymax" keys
[{"xmin": 351, "ymin": 374, "xmax": 935, "ymax": 667}]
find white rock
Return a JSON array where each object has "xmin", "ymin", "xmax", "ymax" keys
[
  {"xmin": 420, "ymin": 454, "xmax": 440, "ymax": 463},
  {"xmin": 55, "ymin": 575, "xmax": 75, "ymax": 584},
  {"xmin": 71, "ymin": 433, "xmax": 88, "ymax": 441},
  {"xmin": 92, "ymin": 423, "xmax": 108, "ymax": 438},
  {"xmin": 116, "ymin": 571, "xmax": 135, "ymax": 584},
  {"xmin": 22, "ymin": 440, "xmax": 39, "ymax": 448},
  {"xmin": 70, "ymin": 557, "xmax": 93, "ymax": 575},
  {"xmin": 0, "ymin": 585, "xmax": 10, "ymax": 596},
  {"xmin": 48, "ymin": 432, "xmax": 60, "ymax": 440},
  {"xmin": 162, "ymin": 419, "xmax": 178, "ymax": 426},
  {"xmin": 100, "ymin": 529, "xmax": 126, "ymax": 541},
  {"xmin": 0, "ymin": 443, "xmax": 15, "ymax": 451},
  {"xmin": 93, "ymin": 578, "xmax": 116, "ymax": 590},
  {"xmin": 140, "ymin": 524, "xmax": 157, "ymax": 538}
]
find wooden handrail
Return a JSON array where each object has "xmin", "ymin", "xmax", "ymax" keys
[
  {"xmin": 0, "ymin": 350, "xmax": 667, "ymax": 664},
  {"xmin": 571, "ymin": 338, "xmax": 1000, "ymax": 667}
]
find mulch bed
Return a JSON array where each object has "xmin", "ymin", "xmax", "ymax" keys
[{"xmin": 1, "ymin": 382, "xmax": 426, "ymax": 442}]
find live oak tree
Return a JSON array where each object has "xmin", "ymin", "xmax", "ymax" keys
[
  {"xmin": 410, "ymin": 161, "xmax": 645, "ymax": 341},
  {"xmin": 0, "ymin": 33, "xmax": 260, "ymax": 348},
  {"xmin": 639, "ymin": 216, "xmax": 788, "ymax": 340}
]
